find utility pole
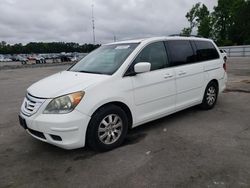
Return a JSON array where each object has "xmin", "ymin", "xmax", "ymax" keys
[
  {"xmin": 113, "ymin": 32, "xmax": 116, "ymax": 42},
  {"xmin": 91, "ymin": 0, "xmax": 96, "ymax": 44}
]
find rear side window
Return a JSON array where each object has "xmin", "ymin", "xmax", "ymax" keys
[
  {"xmin": 133, "ymin": 42, "xmax": 168, "ymax": 71},
  {"xmin": 166, "ymin": 40, "xmax": 195, "ymax": 66},
  {"xmin": 194, "ymin": 41, "xmax": 219, "ymax": 61}
]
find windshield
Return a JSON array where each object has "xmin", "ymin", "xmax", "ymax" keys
[{"xmin": 69, "ymin": 43, "xmax": 139, "ymax": 75}]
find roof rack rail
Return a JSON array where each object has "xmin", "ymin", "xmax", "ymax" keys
[{"xmin": 169, "ymin": 34, "xmax": 202, "ymax": 37}]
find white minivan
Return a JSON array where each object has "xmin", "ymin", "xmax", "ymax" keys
[{"xmin": 19, "ymin": 37, "xmax": 227, "ymax": 151}]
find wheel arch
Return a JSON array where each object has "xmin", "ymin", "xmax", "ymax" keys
[
  {"xmin": 202, "ymin": 79, "xmax": 219, "ymax": 99},
  {"xmin": 208, "ymin": 79, "xmax": 219, "ymax": 90},
  {"xmin": 200, "ymin": 79, "xmax": 219, "ymax": 110},
  {"xmin": 89, "ymin": 101, "xmax": 133, "ymax": 129}
]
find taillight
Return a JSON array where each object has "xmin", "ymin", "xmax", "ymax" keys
[{"xmin": 223, "ymin": 63, "xmax": 226, "ymax": 72}]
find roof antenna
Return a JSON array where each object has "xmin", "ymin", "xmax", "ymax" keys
[{"xmin": 91, "ymin": 0, "xmax": 96, "ymax": 44}]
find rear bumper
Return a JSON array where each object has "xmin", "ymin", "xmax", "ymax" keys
[
  {"xmin": 219, "ymin": 72, "xmax": 227, "ymax": 93},
  {"xmin": 19, "ymin": 110, "xmax": 91, "ymax": 150}
]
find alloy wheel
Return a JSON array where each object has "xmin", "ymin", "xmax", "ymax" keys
[
  {"xmin": 98, "ymin": 114, "xmax": 123, "ymax": 145},
  {"xmin": 206, "ymin": 86, "xmax": 217, "ymax": 106}
]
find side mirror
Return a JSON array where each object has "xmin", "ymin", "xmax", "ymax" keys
[{"xmin": 134, "ymin": 62, "xmax": 151, "ymax": 74}]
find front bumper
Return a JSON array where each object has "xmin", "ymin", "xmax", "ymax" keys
[{"xmin": 19, "ymin": 110, "xmax": 91, "ymax": 150}]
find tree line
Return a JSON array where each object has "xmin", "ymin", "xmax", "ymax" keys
[
  {"xmin": 1, "ymin": 0, "xmax": 249, "ymax": 53},
  {"xmin": 0, "ymin": 41, "xmax": 100, "ymax": 54},
  {"xmin": 181, "ymin": 0, "xmax": 250, "ymax": 46}
]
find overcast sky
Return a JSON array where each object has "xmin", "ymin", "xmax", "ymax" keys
[{"xmin": 0, "ymin": 0, "xmax": 217, "ymax": 44}]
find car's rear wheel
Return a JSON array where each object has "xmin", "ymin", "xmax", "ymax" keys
[
  {"xmin": 200, "ymin": 81, "xmax": 218, "ymax": 110},
  {"xmin": 86, "ymin": 104, "xmax": 128, "ymax": 151}
]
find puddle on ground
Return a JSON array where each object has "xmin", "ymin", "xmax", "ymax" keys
[{"xmin": 241, "ymin": 80, "xmax": 250, "ymax": 84}]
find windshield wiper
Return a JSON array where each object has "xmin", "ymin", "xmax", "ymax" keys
[{"xmin": 77, "ymin": 70, "xmax": 106, "ymax": 75}]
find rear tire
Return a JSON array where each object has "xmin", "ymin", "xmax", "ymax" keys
[
  {"xmin": 200, "ymin": 81, "xmax": 218, "ymax": 110},
  {"xmin": 86, "ymin": 105, "xmax": 128, "ymax": 152}
]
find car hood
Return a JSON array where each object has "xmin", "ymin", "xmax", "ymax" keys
[{"xmin": 27, "ymin": 71, "xmax": 109, "ymax": 98}]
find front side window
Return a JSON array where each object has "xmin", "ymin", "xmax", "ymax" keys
[
  {"xmin": 133, "ymin": 42, "xmax": 168, "ymax": 71},
  {"xmin": 194, "ymin": 41, "xmax": 220, "ymax": 61},
  {"xmin": 69, "ymin": 43, "xmax": 139, "ymax": 75},
  {"xmin": 166, "ymin": 40, "xmax": 195, "ymax": 66}
]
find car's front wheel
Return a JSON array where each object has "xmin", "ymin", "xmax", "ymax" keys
[{"xmin": 86, "ymin": 104, "xmax": 128, "ymax": 151}]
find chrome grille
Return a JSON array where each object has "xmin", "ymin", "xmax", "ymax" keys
[{"xmin": 21, "ymin": 93, "xmax": 46, "ymax": 116}]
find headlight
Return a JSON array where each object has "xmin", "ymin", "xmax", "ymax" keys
[{"xmin": 43, "ymin": 91, "xmax": 84, "ymax": 114}]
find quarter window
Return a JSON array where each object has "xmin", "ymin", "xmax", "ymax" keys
[
  {"xmin": 133, "ymin": 42, "xmax": 168, "ymax": 71},
  {"xmin": 194, "ymin": 41, "xmax": 219, "ymax": 61},
  {"xmin": 166, "ymin": 40, "xmax": 196, "ymax": 66}
]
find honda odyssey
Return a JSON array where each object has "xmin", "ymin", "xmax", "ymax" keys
[{"xmin": 19, "ymin": 37, "xmax": 227, "ymax": 151}]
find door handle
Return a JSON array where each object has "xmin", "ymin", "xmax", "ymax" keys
[
  {"xmin": 178, "ymin": 71, "xmax": 187, "ymax": 76},
  {"xmin": 164, "ymin": 73, "xmax": 174, "ymax": 79}
]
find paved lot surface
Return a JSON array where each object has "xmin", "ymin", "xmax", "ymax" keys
[
  {"xmin": 0, "ymin": 61, "xmax": 22, "ymax": 67},
  {"xmin": 0, "ymin": 58, "xmax": 250, "ymax": 188},
  {"xmin": 0, "ymin": 61, "xmax": 73, "ymax": 70}
]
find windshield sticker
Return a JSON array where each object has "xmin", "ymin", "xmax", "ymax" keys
[{"xmin": 115, "ymin": 45, "xmax": 130, "ymax": 50}]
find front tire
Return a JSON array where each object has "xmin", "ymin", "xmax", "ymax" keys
[
  {"xmin": 86, "ymin": 105, "xmax": 128, "ymax": 151},
  {"xmin": 200, "ymin": 81, "xmax": 218, "ymax": 110}
]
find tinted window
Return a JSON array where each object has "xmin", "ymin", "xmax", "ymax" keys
[
  {"xmin": 166, "ymin": 40, "xmax": 195, "ymax": 66},
  {"xmin": 133, "ymin": 42, "xmax": 168, "ymax": 71},
  {"xmin": 194, "ymin": 41, "xmax": 219, "ymax": 61}
]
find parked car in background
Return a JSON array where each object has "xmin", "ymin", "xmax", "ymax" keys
[
  {"xmin": 220, "ymin": 49, "xmax": 228, "ymax": 62},
  {"xmin": 70, "ymin": 56, "xmax": 78, "ymax": 62},
  {"xmin": 27, "ymin": 54, "xmax": 46, "ymax": 64},
  {"xmin": 4, "ymin": 58, "xmax": 12, "ymax": 62},
  {"xmin": 35, "ymin": 55, "xmax": 46, "ymax": 64},
  {"xmin": 60, "ymin": 52, "xmax": 71, "ymax": 62},
  {"xmin": 19, "ymin": 56, "xmax": 28, "ymax": 64},
  {"xmin": 0, "ymin": 54, "xmax": 4, "ymax": 62},
  {"xmin": 12, "ymin": 55, "xmax": 23, "ymax": 61},
  {"xmin": 27, "ymin": 54, "xmax": 37, "ymax": 61},
  {"xmin": 0, "ymin": 54, "xmax": 12, "ymax": 62},
  {"xmin": 0, "ymin": 55, "xmax": 5, "ymax": 62},
  {"xmin": 19, "ymin": 37, "xmax": 227, "ymax": 151}
]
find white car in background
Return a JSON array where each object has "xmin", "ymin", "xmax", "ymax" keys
[
  {"xmin": 0, "ymin": 55, "xmax": 5, "ymax": 62},
  {"xmin": 0, "ymin": 55, "xmax": 12, "ymax": 62},
  {"xmin": 220, "ymin": 49, "xmax": 228, "ymax": 62},
  {"xmin": 19, "ymin": 37, "xmax": 227, "ymax": 151}
]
